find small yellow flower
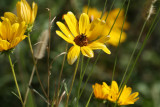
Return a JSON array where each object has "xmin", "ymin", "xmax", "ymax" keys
[
  {"xmin": 92, "ymin": 83, "xmax": 109, "ymax": 99},
  {"xmin": 0, "ymin": 17, "xmax": 27, "ymax": 52},
  {"xmin": 56, "ymin": 12, "xmax": 111, "ymax": 65},
  {"xmin": 83, "ymin": 6, "xmax": 130, "ymax": 46},
  {"xmin": 16, "ymin": 0, "xmax": 38, "ymax": 26},
  {"xmin": 103, "ymin": 81, "xmax": 139, "ymax": 105}
]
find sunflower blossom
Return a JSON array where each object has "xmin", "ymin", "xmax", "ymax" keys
[
  {"xmin": 0, "ymin": 17, "xmax": 27, "ymax": 52},
  {"xmin": 83, "ymin": 6, "xmax": 130, "ymax": 46},
  {"xmin": 102, "ymin": 81, "xmax": 139, "ymax": 105},
  {"xmin": 56, "ymin": 11, "xmax": 111, "ymax": 65},
  {"xmin": 16, "ymin": 0, "xmax": 38, "ymax": 28}
]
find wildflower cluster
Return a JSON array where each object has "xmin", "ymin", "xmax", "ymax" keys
[
  {"xmin": 0, "ymin": 0, "xmax": 37, "ymax": 53},
  {"xmin": 93, "ymin": 81, "xmax": 139, "ymax": 105},
  {"xmin": 3, "ymin": 0, "xmax": 157, "ymax": 106}
]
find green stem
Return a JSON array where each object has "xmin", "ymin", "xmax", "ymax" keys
[
  {"xmin": 8, "ymin": 55, "xmax": 24, "ymax": 106},
  {"xmin": 119, "ymin": 16, "xmax": 147, "ymax": 90},
  {"xmin": 112, "ymin": 0, "xmax": 130, "ymax": 82},
  {"xmin": 115, "ymin": 4, "xmax": 160, "ymax": 107},
  {"xmin": 24, "ymin": 59, "xmax": 37, "ymax": 105},
  {"xmin": 105, "ymin": 0, "xmax": 116, "ymax": 21},
  {"xmin": 108, "ymin": 0, "xmax": 127, "ymax": 35},
  {"xmin": 55, "ymin": 43, "xmax": 68, "ymax": 107},
  {"xmin": 80, "ymin": 55, "xmax": 84, "ymax": 79},
  {"xmin": 85, "ymin": 91, "xmax": 93, "ymax": 107},
  {"xmin": 77, "ymin": 58, "xmax": 90, "ymax": 106},
  {"xmin": 27, "ymin": 34, "xmax": 48, "ymax": 99},
  {"xmin": 100, "ymin": 0, "xmax": 107, "ymax": 19},
  {"xmin": 65, "ymin": 55, "xmax": 80, "ymax": 107},
  {"xmin": 87, "ymin": 0, "xmax": 91, "ymax": 14},
  {"xmin": 121, "ymin": 7, "xmax": 160, "ymax": 89},
  {"xmin": 79, "ymin": 51, "xmax": 101, "ymax": 98}
]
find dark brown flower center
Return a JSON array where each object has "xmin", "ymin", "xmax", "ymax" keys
[{"xmin": 74, "ymin": 34, "xmax": 88, "ymax": 47}]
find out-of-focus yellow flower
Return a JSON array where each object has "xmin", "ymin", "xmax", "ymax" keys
[
  {"xmin": 92, "ymin": 83, "xmax": 109, "ymax": 99},
  {"xmin": 56, "ymin": 11, "xmax": 111, "ymax": 65},
  {"xmin": 83, "ymin": 6, "xmax": 130, "ymax": 46},
  {"xmin": 102, "ymin": 81, "xmax": 139, "ymax": 105},
  {"xmin": 16, "ymin": 0, "xmax": 38, "ymax": 26},
  {"xmin": 0, "ymin": 17, "xmax": 27, "ymax": 52}
]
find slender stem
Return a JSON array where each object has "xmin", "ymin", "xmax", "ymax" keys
[
  {"xmin": 120, "ymin": 7, "xmax": 160, "ymax": 90},
  {"xmin": 24, "ymin": 59, "xmax": 37, "ymax": 105},
  {"xmin": 79, "ymin": 51, "xmax": 101, "ymax": 98},
  {"xmin": 87, "ymin": 0, "xmax": 91, "ymax": 14},
  {"xmin": 47, "ymin": 9, "xmax": 52, "ymax": 105},
  {"xmin": 108, "ymin": 0, "xmax": 127, "ymax": 35},
  {"xmin": 100, "ymin": 0, "xmax": 107, "ymax": 19},
  {"xmin": 27, "ymin": 34, "xmax": 48, "ymax": 99},
  {"xmin": 112, "ymin": 0, "xmax": 130, "ymax": 82},
  {"xmin": 65, "ymin": 55, "xmax": 80, "ymax": 107},
  {"xmin": 80, "ymin": 55, "xmax": 84, "ymax": 79},
  {"xmin": 85, "ymin": 91, "xmax": 93, "ymax": 107},
  {"xmin": 119, "ymin": 17, "xmax": 147, "ymax": 89},
  {"xmin": 115, "ymin": 4, "xmax": 160, "ymax": 107},
  {"xmin": 105, "ymin": 0, "xmax": 116, "ymax": 21},
  {"xmin": 77, "ymin": 58, "xmax": 90, "ymax": 106},
  {"xmin": 56, "ymin": 43, "xmax": 68, "ymax": 107},
  {"xmin": 8, "ymin": 55, "xmax": 24, "ymax": 106}
]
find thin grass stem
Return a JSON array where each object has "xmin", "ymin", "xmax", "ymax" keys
[
  {"xmin": 85, "ymin": 91, "xmax": 94, "ymax": 107},
  {"xmin": 77, "ymin": 58, "xmax": 90, "ymax": 106},
  {"xmin": 112, "ymin": 0, "xmax": 130, "ymax": 82},
  {"xmin": 27, "ymin": 34, "xmax": 48, "ymax": 99},
  {"xmin": 79, "ymin": 51, "xmax": 101, "ymax": 98},
  {"xmin": 105, "ymin": 0, "xmax": 116, "ymax": 21},
  {"xmin": 55, "ymin": 43, "xmax": 68, "ymax": 107},
  {"xmin": 100, "ymin": 0, "xmax": 107, "ymax": 19},
  {"xmin": 65, "ymin": 55, "xmax": 80, "ymax": 107},
  {"xmin": 8, "ymin": 55, "xmax": 24, "ymax": 106},
  {"xmin": 87, "ymin": 0, "xmax": 91, "ymax": 14}
]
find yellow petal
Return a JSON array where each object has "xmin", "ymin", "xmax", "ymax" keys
[
  {"xmin": 17, "ymin": 0, "xmax": 32, "ymax": 24},
  {"xmin": 10, "ymin": 23, "xmax": 19, "ymax": 40},
  {"xmin": 0, "ymin": 18, "xmax": 12, "ymax": 41},
  {"xmin": 102, "ymin": 82, "xmax": 110, "ymax": 95},
  {"xmin": 111, "ymin": 81, "xmax": 119, "ymax": 94},
  {"xmin": 56, "ymin": 21, "xmax": 74, "ymax": 40},
  {"xmin": 56, "ymin": 30, "xmax": 74, "ymax": 44},
  {"xmin": 96, "ymin": 35, "xmax": 110, "ymax": 43},
  {"xmin": 3, "ymin": 12, "xmax": 18, "ymax": 24},
  {"xmin": 67, "ymin": 45, "xmax": 80, "ymax": 65},
  {"xmin": 64, "ymin": 12, "xmax": 79, "ymax": 37},
  {"xmin": 81, "ymin": 46, "xmax": 94, "ymax": 58},
  {"xmin": 67, "ymin": 11, "xmax": 78, "ymax": 31},
  {"xmin": 79, "ymin": 13, "xmax": 90, "ymax": 34},
  {"xmin": 31, "ymin": 2, "xmax": 38, "ymax": 24},
  {"xmin": 0, "ymin": 40, "xmax": 10, "ymax": 51},
  {"xmin": 16, "ymin": 21, "xmax": 26, "ymax": 38},
  {"xmin": 9, "ymin": 36, "xmax": 26, "ymax": 48},
  {"xmin": 86, "ymin": 18, "xmax": 106, "ymax": 41},
  {"xmin": 106, "ymin": 28, "xmax": 127, "ymax": 46},
  {"xmin": 88, "ymin": 42, "xmax": 111, "ymax": 54}
]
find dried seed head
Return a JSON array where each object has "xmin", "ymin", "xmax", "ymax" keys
[{"xmin": 34, "ymin": 29, "xmax": 49, "ymax": 59}]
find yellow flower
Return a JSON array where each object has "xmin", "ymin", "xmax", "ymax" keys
[
  {"xmin": 0, "ymin": 17, "xmax": 27, "ymax": 52},
  {"xmin": 16, "ymin": 0, "xmax": 38, "ymax": 26},
  {"xmin": 56, "ymin": 12, "xmax": 111, "ymax": 65},
  {"xmin": 103, "ymin": 81, "xmax": 139, "ymax": 105},
  {"xmin": 92, "ymin": 83, "xmax": 109, "ymax": 99},
  {"xmin": 83, "ymin": 6, "xmax": 130, "ymax": 46}
]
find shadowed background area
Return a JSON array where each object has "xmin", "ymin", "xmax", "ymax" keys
[{"xmin": 0, "ymin": 0, "xmax": 160, "ymax": 107}]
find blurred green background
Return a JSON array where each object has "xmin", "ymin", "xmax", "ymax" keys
[{"xmin": 0, "ymin": 0, "xmax": 160, "ymax": 107}]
